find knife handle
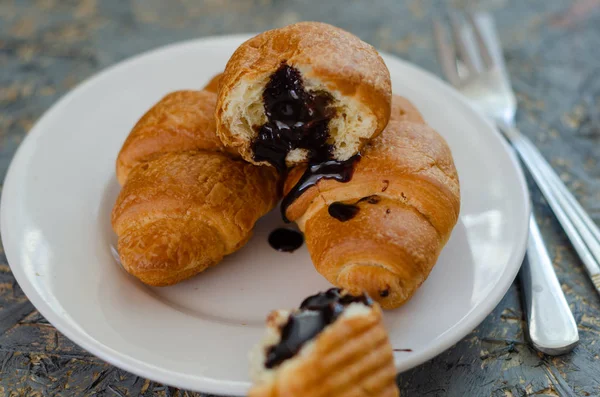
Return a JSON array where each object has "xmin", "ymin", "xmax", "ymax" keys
[{"xmin": 520, "ymin": 214, "xmax": 579, "ymax": 355}]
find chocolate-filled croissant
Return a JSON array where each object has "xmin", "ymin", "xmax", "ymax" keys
[
  {"xmin": 283, "ymin": 96, "xmax": 460, "ymax": 309},
  {"xmin": 249, "ymin": 289, "xmax": 399, "ymax": 397},
  {"xmin": 216, "ymin": 22, "xmax": 392, "ymax": 171},
  {"xmin": 112, "ymin": 85, "xmax": 280, "ymax": 286}
]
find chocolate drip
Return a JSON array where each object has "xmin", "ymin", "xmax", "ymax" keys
[
  {"xmin": 268, "ymin": 228, "xmax": 304, "ymax": 252},
  {"xmin": 252, "ymin": 64, "xmax": 335, "ymax": 171},
  {"xmin": 327, "ymin": 194, "xmax": 381, "ymax": 222},
  {"xmin": 328, "ymin": 202, "xmax": 360, "ymax": 222},
  {"xmin": 280, "ymin": 155, "xmax": 360, "ymax": 222},
  {"xmin": 358, "ymin": 195, "xmax": 381, "ymax": 204},
  {"xmin": 264, "ymin": 288, "xmax": 372, "ymax": 369}
]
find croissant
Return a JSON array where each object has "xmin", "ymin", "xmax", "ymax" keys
[
  {"xmin": 249, "ymin": 288, "xmax": 399, "ymax": 397},
  {"xmin": 216, "ymin": 22, "xmax": 391, "ymax": 170},
  {"xmin": 115, "ymin": 90, "xmax": 232, "ymax": 184},
  {"xmin": 203, "ymin": 72, "xmax": 222, "ymax": 93},
  {"xmin": 112, "ymin": 87, "xmax": 280, "ymax": 286},
  {"xmin": 283, "ymin": 96, "xmax": 460, "ymax": 309}
]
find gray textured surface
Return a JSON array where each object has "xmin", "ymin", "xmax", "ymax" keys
[{"xmin": 1, "ymin": 0, "xmax": 600, "ymax": 396}]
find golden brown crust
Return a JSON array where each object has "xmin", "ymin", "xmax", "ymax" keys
[
  {"xmin": 216, "ymin": 22, "xmax": 392, "ymax": 165},
  {"xmin": 249, "ymin": 305, "xmax": 399, "ymax": 397},
  {"xmin": 203, "ymin": 73, "xmax": 222, "ymax": 93},
  {"xmin": 112, "ymin": 89, "xmax": 280, "ymax": 286},
  {"xmin": 116, "ymin": 90, "xmax": 234, "ymax": 185},
  {"xmin": 112, "ymin": 151, "xmax": 279, "ymax": 286},
  {"xmin": 282, "ymin": 96, "xmax": 460, "ymax": 309},
  {"xmin": 390, "ymin": 95, "xmax": 425, "ymax": 124}
]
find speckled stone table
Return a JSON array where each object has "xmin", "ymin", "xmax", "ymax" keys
[{"xmin": 1, "ymin": 1, "xmax": 600, "ymax": 396}]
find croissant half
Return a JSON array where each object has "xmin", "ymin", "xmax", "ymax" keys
[
  {"xmin": 216, "ymin": 22, "xmax": 392, "ymax": 169},
  {"xmin": 112, "ymin": 88, "xmax": 280, "ymax": 286},
  {"xmin": 249, "ymin": 289, "xmax": 399, "ymax": 397},
  {"xmin": 283, "ymin": 96, "xmax": 460, "ymax": 309}
]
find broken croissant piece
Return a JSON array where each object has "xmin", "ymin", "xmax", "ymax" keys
[
  {"xmin": 249, "ymin": 288, "xmax": 399, "ymax": 397},
  {"xmin": 216, "ymin": 21, "xmax": 392, "ymax": 171}
]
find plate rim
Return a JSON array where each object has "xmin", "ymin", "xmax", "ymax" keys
[{"xmin": 0, "ymin": 34, "xmax": 530, "ymax": 395}]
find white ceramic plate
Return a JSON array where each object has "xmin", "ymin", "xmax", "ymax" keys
[{"xmin": 1, "ymin": 35, "xmax": 529, "ymax": 395}]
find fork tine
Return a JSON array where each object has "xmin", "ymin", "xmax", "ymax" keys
[
  {"xmin": 467, "ymin": 11, "xmax": 496, "ymax": 70},
  {"xmin": 449, "ymin": 12, "xmax": 479, "ymax": 75},
  {"xmin": 433, "ymin": 17, "xmax": 461, "ymax": 86}
]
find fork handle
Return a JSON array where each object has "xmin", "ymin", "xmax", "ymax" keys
[
  {"xmin": 520, "ymin": 214, "xmax": 579, "ymax": 355},
  {"xmin": 500, "ymin": 123, "xmax": 600, "ymax": 296}
]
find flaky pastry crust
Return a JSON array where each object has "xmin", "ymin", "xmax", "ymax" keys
[
  {"xmin": 282, "ymin": 96, "xmax": 460, "ymax": 308},
  {"xmin": 112, "ymin": 88, "xmax": 279, "ymax": 286}
]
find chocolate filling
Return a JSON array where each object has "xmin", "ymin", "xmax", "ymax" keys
[
  {"xmin": 254, "ymin": 64, "xmax": 361, "ymax": 223},
  {"xmin": 252, "ymin": 64, "xmax": 335, "ymax": 172},
  {"xmin": 264, "ymin": 288, "xmax": 373, "ymax": 369},
  {"xmin": 268, "ymin": 228, "xmax": 304, "ymax": 252}
]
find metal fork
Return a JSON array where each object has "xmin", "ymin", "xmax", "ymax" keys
[{"xmin": 434, "ymin": 11, "xmax": 584, "ymax": 355}]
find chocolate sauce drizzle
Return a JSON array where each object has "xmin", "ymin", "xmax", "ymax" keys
[
  {"xmin": 268, "ymin": 228, "xmax": 304, "ymax": 252},
  {"xmin": 328, "ymin": 202, "xmax": 360, "ymax": 222},
  {"xmin": 327, "ymin": 194, "xmax": 381, "ymax": 222},
  {"xmin": 359, "ymin": 195, "xmax": 381, "ymax": 204},
  {"xmin": 280, "ymin": 155, "xmax": 360, "ymax": 222},
  {"xmin": 265, "ymin": 288, "xmax": 373, "ymax": 369},
  {"xmin": 252, "ymin": 64, "xmax": 335, "ymax": 172}
]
